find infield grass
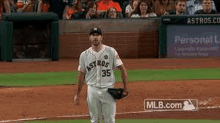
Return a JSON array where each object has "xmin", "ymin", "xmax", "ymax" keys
[
  {"xmin": 23, "ymin": 119, "xmax": 220, "ymax": 123},
  {"xmin": 0, "ymin": 68, "xmax": 220, "ymax": 87}
]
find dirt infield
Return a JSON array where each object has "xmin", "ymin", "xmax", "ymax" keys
[{"xmin": 0, "ymin": 59, "xmax": 220, "ymax": 122}]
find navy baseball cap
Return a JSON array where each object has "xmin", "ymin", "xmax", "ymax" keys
[{"xmin": 90, "ymin": 28, "xmax": 102, "ymax": 35}]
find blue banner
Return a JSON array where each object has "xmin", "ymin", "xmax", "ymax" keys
[{"xmin": 167, "ymin": 25, "xmax": 220, "ymax": 58}]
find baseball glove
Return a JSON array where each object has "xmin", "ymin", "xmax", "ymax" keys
[{"xmin": 107, "ymin": 88, "xmax": 128, "ymax": 100}]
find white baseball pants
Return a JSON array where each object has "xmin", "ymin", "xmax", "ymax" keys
[{"xmin": 87, "ymin": 85, "xmax": 116, "ymax": 123}]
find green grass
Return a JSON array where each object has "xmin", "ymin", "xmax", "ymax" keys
[
  {"xmin": 0, "ymin": 71, "xmax": 78, "ymax": 87},
  {"xmin": 24, "ymin": 119, "xmax": 220, "ymax": 123},
  {"xmin": 0, "ymin": 68, "xmax": 220, "ymax": 87},
  {"xmin": 119, "ymin": 68, "xmax": 220, "ymax": 82}
]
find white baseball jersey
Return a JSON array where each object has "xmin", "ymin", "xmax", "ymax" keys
[{"xmin": 78, "ymin": 45, "xmax": 123, "ymax": 88}]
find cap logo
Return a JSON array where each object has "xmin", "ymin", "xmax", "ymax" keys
[{"xmin": 94, "ymin": 28, "xmax": 97, "ymax": 31}]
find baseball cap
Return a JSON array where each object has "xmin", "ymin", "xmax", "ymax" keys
[{"xmin": 89, "ymin": 28, "xmax": 102, "ymax": 35}]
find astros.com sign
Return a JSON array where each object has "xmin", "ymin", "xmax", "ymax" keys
[
  {"xmin": 187, "ymin": 17, "xmax": 220, "ymax": 24},
  {"xmin": 161, "ymin": 15, "xmax": 220, "ymax": 25}
]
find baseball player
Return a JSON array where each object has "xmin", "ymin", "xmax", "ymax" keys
[{"xmin": 74, "ymin": 27, "xmax": 129, "ymax": 123}]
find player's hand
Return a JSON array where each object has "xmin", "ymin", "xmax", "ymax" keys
[
  {"xmin": 123, "ymin": 87, "xmax": 129, "ymax": 96},
  {"xmin": 74, "ymin": 95, "xmax": 80, "ymax": 105}
]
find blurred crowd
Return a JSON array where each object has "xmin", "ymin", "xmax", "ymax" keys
[{"xmin": 0, "ymin": 0, "xmax": 218, "ymax": 20}]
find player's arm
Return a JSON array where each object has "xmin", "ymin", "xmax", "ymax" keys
[
  {"xmin": 112, "ymin": 48, "xmax": 129, "ymax": 93},
  {"xmin": 76, "ymin": 71, "xmax": 85, "ymax": 96},
  {"xmin": 117, "ymin": 64, "xmax": 128, "ymax": 89},
  {"xmin": 74, "ymin": 71, "xmax": 85, "ymax": 105},
  {"xmin": 74, "ymin": 52, "xmax": 86, "ymax": 105}
]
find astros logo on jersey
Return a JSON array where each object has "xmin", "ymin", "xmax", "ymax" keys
[
  {"xmin": 86, "ymin": 60, "xmax": 109, "ymax": 71},
  {"xmin": 104, "ymin": 55, "xmax": 108, "ymax": 59},
  {"xmin": 116, "ymin": 54, "xmax": 120, "ymax": 59}
]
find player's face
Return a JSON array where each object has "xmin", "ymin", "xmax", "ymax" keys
[
  {"xmin": 176, "ymin": 2, "xmax": 186, "ymax": 13},
  {"xmin": 140, "ymin": 2, "xmax": 148, "ymax": 13},
  {"xmin": 89, "ymin": 33, "xmax": 103, "ymax": 46},
  {"xmin": 202, "ymin": 0, "xmax": 212, "ymax": 12}
]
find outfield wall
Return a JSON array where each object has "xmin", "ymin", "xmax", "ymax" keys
[
  {"xmin": 2, "ymin": 14, "xmax": 220, "ymax": 61},
  {"xmin": 59, "ymin": 18, "xmax": 161, "ymax": 59}
]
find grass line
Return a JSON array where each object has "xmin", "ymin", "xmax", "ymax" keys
[{"xmin": 0, "ymin": 68, "xmax": 220, "ymax": 87}]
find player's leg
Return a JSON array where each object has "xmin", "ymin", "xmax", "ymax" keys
[
  {"xmin": 98, "ymin": 106, "xmax": 103, "ymax": 123},
  {"xmin": 87, "ymin": 86, "xmax": 102, "ymax": 123},
  {"xmin": 100, "ymin": 90, "xmax": 116, "ymax": 123}
]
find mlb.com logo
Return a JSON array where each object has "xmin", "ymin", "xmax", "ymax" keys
[{"xmin": 144, "ymin": 99, "xmax": 198, "ymax": 111}]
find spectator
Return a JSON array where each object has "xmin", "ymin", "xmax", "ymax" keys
[
  {"xmin": 0, "ymin": 0, "xmax": 11, "ymax": 18},
  {"xmin": 4, "ymin": 0, "xmax": 11, "ymax": 12},
  {"xmin": 14, "ymin": 0, "xmax": 21, "ymax": 9},
  {"xmin": 130, "ymin": 0, "xmax": 157, "ymax": 18},
  {"xmin": 102, "ymin": 6, "xmax": 123, "ymax": 18},
  {"xmin": 72, "ymin": 1, "xmax": 98, "ymax": 19},
  {"xmin": 81, "ymin": 0, "xmax": 89, "ymax": 10},
  {"xmin": 168, "ymin": 0, "xmax": 187, "ymax": 15},
  {"xmin": 0, "ymin": 1, "xmax": 3, "ymax": 19},
  {"xmin": 125, "ymin": 0, "xmax": 139, "ymax": 17},
  {"xmin": 194, "ymin": 0, "xmax": 217, "ymax": 14},
  {"xmin": 16, "ymin": 0, "xmax": 37, "ymax": 12},
  {"xmin": 62, "ymin": 0, "xmax": 84, "ymax": 19},
  {"xmin": 84, "ymin": 1, "xmax": 98, "ymax": 19},
  {"xmin": 186, "ymin": 0, "xmax": 216, "ymax": 15},
  {"xmin": 154, "ymin": 0, "xmax": 176, "ymax": 17},
  {"xmin": 186, "ymin": 0, "xmax": 195, "ymax": 15},
  {"xmin": 9, "ymin": 0, "xmax": 17, "ymax": 12},
  {"xmin": 106, "ymin": 7, "xmax": 117, "ymax": 18},
  {"xmin": 37, "ymin": 0, "xmax": 51, "ymax": 12},
  {"xmin": 96, "ymin": 0, "xmax": 122, "ymax": 15},
  {"xmin": 149, "ymin": 0, "xmax": 156, "ymax": 11}
]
